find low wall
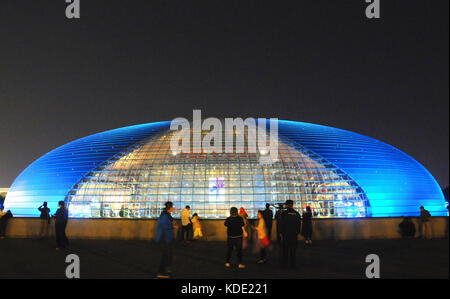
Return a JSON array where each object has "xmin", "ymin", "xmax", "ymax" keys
[{"xmin": 5, "ymin": 217, "xmax": 449, "ymax": 241}]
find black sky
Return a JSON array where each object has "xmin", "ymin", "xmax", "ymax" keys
[{"xmin": 0, "ymin": 0, "xmax": 448, "ymax": 188}]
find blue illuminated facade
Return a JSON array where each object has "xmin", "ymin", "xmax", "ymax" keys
[
  {"xmin": 5, "ymin": 122, "xmax": 171, "ymax": 217},
  {"xmin": 5, "ymin": 120, "xmax": 447, "ymax": 218},
  {"xmin": 277, "ymin": 121, "xmax": 446, "ymax": 217}
]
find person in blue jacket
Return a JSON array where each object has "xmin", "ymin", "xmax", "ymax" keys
[{"xmin": 156, "ymin": 201, "xmax": 178, "ymax": 278}]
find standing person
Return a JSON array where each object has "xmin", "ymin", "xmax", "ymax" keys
[
  {"xmin": 54, "ymin": 201, "xmax": 69, "ymax": 250},
  {"xmin": 156, "ymin": 201, "xmax": 178, "ymax": 278},
  {"xmin": 180, "ymin": 205, "xmax": 192, "ymax": 242},
  {"xmin": 279, "ymin": 200, "xmax": 301, "ymax": 269},
  {"xmin": 254, "ymin": 210, "xmax": 269, "ymax": 264},
  {"xmin": 419, "ymin": 206, "xmax": 432, "ymax": 239},
  {"xmin": 38, "ymin": 202, "xmax": 51, "ymax": 239},
  {"xmin": 239, "ymin": 207, "xmax": 249, "ymax": 249},
  {"xmin": 191, "ymin": 213, "xmax": 203, "ymax": 240},
  {"xmin": 301, "ymin": 206, "xmax": 313, "ymax": 245},
  {"xmin": 275, "ymin": 204, "xmax": 284, "ymax": 246},
  {"xmin": 224, "ymin": 207, "xmax": 246, "ymax": 269},
  {"xmin": 262, "ymin": 203, "xmax": 274, "ymax": 241},
  {"xmin": 248, "ymin": 217, "xmax": 256, "ymax": 244},
  {"xmin": 0, "ymin": 207, "xmax": 10, "ymax": 239}
]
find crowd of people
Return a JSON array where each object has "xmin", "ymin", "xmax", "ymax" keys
[
  {"xmin": 0, "ymin": 200, "xmax": 438, "ymax": 279},
  {"xmin": 0, "ymin": 201, "xmax": 69, "ymax": 249},
  {"xmin": 155, "ymin": 200, "xmax": 316, "ymax": 278},
  {"xmin": 155, "ymin": 203, "xmax": 437, "ymax": 278}
]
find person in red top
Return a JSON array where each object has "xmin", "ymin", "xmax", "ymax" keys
[{"xmin": 239, "ymin": 207, "xmax": 249, "ymax": 248}]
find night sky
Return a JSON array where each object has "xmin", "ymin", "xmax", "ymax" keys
[{"xmin": 0, "ymin": 0, "xmax": 448, "ymax": 188}]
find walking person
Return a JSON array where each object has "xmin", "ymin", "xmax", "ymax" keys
[
  {"xmin": 262, "ymin": 203, "xmax": 274, "ymax": 241},
  {"xmin": 156, "ymin": 201, "xmax": 178, "ymax": 278},
  {"xmin": 180, "ymin": 205, "xmax": 192, "ymax": 242},
  {"xmin": 301, "ymin": 206, "xmax": 313, "ymax": 245},
  {"xmin": 279, "ymin": 200, "xmax": 301, "ymax": 269},
  {"xmin": 54, "ymin": 201, "xmax": 69, "ymax": 250},
  {"xmin": 225, "ymin": 207, "xmax": 246, "ymax": 269},
  {"xmin": 239, "ymin": 207, "xmax": 249, "ymax": 249},
  {"xmin": 253, "ymin": 210, "xmax": 270, "ymax": 264},
  {"xmin": 192, "ymin": 213, "xmax": 203, "ymax": 240},
  {"xmin": 38, "ymin": 202, "xmax": 51, "ymax": 239},
  {"xmin": 419, "ymin": 206, "xmax": 432, "ymax": 239}
]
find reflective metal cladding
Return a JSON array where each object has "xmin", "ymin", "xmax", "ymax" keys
[{"xmin": 5, "ymin": 120, "xmax": 447, "ymax": 218}]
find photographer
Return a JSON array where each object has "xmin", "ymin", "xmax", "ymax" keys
[{"xmin": 38, "ymin": 202, "xmax": 51, "ymax": 239}]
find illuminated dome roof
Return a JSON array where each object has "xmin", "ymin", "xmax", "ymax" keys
[{"xmin": 5, "ymin": 120, "xmax": 447, "ymax": 218}]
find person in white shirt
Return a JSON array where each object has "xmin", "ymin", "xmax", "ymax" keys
[{"xmin": 180, "ymin": 205, "xmax": 192, "ymax": 241}]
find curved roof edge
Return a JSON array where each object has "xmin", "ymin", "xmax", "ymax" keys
[
  {"xmin": 5, "ymin": 121, "xmax": 171, "ymax": 216},
  {"xmin": 5, "ymin": 119, "xmax": 447, "ymax": 217},
  {"xmin": 277, "ymin": 120, "xmax": 446, "ymax": 216}
]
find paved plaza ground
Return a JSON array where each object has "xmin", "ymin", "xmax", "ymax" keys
[{"xmin": 0, "ymin": 238, "xmax": 448, "ymax": 279}]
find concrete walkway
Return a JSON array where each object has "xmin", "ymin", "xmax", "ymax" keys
[{"xmin": 0, "ymin": 238, "xmax": 448, "ymax": 279}]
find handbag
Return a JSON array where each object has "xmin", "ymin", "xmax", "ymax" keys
[{"xmin": 262, "ymin": 236, "xmax": 270, "ymax": 247}]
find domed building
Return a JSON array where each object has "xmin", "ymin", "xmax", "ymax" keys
[{"xmin": 5, "ymin": 120, "xmax": 447, "ymax": 219}]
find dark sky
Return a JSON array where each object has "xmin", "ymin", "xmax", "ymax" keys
[{"xmin": 0, "ymin": 0, "xmax": 448, "ymax": 188}]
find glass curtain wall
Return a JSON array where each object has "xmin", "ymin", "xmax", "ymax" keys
[{"xmin": 67, "ymin": 128, "xmax": 370, "ymax": 218}]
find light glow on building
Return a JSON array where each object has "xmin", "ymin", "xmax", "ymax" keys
[{"xmin": 4, "ymin": 120, "xmax": 447, "ymax": 218}]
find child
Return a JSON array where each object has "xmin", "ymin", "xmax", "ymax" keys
[{"xmin": 192, "ymin": 213, "xmax": 203, "ymax": 239}]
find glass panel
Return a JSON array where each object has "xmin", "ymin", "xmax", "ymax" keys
[{"xmin": 67, "ymin": 128, "xmax": 370, "ymax": 219}]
